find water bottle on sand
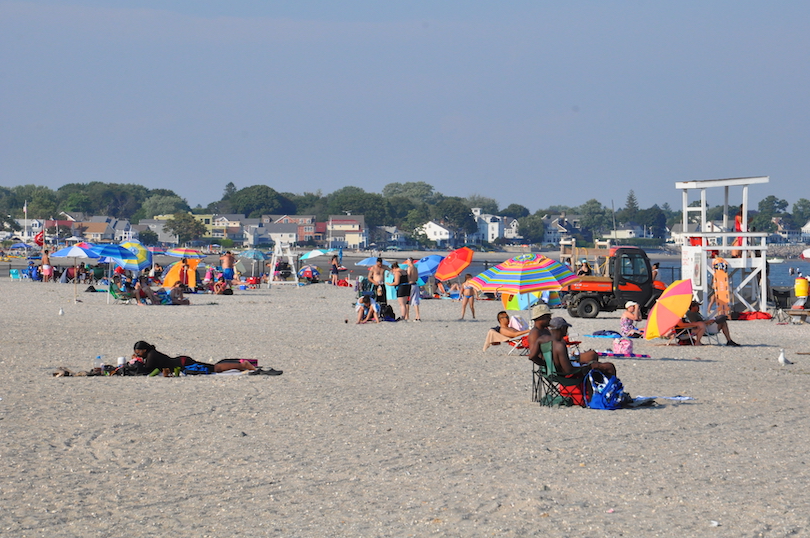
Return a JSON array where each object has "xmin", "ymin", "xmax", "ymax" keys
[{"xmin": 93, "ymin": 355, "xmax": 104, "ymax": 373}]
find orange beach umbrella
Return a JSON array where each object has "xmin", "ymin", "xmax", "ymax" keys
[{"xmin": 434, "ymin": 247, "xmax": 474, "ymax": 281}]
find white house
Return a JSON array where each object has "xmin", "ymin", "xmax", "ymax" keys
[
  {"xmin": 417, "ymin": 221, "xmax": 452, "ymax": 247},
  {"xmin": 801, "ymin": 220, "xmax": 810, "ymax": 243},
  {"xmin": 470, "ymin": 208, "xmax": 522, "ymax": 243}
]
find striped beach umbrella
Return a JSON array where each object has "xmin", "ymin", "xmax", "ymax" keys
[
  {"xmin": 120, "ymin": 241, "xmax": 152, "ymax": 271},
  {"xmin": 166, "ymin": 247, "xmax": 207, "ymax": 259},
  {"xmin": 471, "ymin": 254, "xmax": 580, "ymax": 295}
]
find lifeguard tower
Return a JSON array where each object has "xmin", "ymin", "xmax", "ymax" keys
[
  {"xmin": 267, "ymin": 242, "xmax": 298, "ymax": 287},
  {"xmin": 675, "ymin": 176, "xmax": 769, "ymax": 316}
]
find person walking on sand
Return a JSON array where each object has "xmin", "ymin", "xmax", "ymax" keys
[
  {"xmin": 41, "ymin": 249, "xmax": 53, "ymax": 282},
  {"xmin": 220, "ymin": 251, "xmax": 236, "ymax": 284},
  {"xmin": 460, "ymin": 273, "xmax": 476, "ymax": 320},
  {"xmin": 406, "ymin": 257, "xmax": 421, "ymax": 321}
]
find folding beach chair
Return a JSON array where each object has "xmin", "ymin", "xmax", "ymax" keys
[
  {"xmin": 9, "ymin": 269, "xmax": 22, "ymax": 282},
  {"xmin": 771, "ymin": 288, "xmax": 792, "ymax": 324},
  {"xmin": 665, "ymin": 326, "xmax": 698, "ymax": 346},
  {"xmin": 532, "ymin": 342, "xmax": 588, "ymax": 407},
  {"xmin": 508, "ymin": 335, "xmax": 530, "ymax": 355},
  {"xmin": 109, "ymin": 285, "xmax": 136, "ymax": 305}
]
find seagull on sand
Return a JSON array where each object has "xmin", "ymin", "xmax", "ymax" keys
[{"xmin": 778, "ymin": 349, "xmax": 792, "ymax": 366}]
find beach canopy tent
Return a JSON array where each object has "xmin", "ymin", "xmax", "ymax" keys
[
  {"xmin": 10, "ymin": 243, "xmax": 34, "ymax": 250},
  {"xmin": 162, "ymin": 259, "xmax": 199, "ymax": 289}
]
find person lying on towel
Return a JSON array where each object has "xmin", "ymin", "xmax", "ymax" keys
[{"xmin": 131, "ymin": 341, "xmax": 282, "ymax": 375}]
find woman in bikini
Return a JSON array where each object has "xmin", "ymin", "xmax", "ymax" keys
[{"xmin": 460, "ymin": 273, "xmax": 476, "ymax": 320}]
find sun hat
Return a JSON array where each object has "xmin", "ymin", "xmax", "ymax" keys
[
  {"xmin": 625, "ymin": 301, "xmax": 639, "ymax": 308},
  {"xmin": 530, "ymin": 303, "xmax": 552, "ymax": 320},
  {"xmin": 549, "ymin": 317, "xmax": 572, "ymax": 330}
]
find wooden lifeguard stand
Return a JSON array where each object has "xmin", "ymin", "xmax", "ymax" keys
[{"xmin": 675, "ymin": 176, "xmax": 769, "ymax": 316}]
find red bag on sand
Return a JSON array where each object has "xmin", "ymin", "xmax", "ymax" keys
[
  {"xmin": 736, "ymin": 311, "xmax": 772, "ymax": 320},
  {"xmin": 559, "ymin": 383, "xmax": 585, "ymax": 406}
]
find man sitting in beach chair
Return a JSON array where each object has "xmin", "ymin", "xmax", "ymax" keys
[
  {"xmin": 549, "ymin": 317, "xmax": 616, "ymax": 377},
  {"xmin": 680, "ymin": 300, "xmax": 740, "ymax": 346},
  {"xmin": 483, "ymin": 311, "xmax": 531, "ymax": 352}
]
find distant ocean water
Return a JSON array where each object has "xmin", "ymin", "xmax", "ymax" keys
[{"xmin": 456, "ymin": 259, "xmax": 810, "ymax": 289}]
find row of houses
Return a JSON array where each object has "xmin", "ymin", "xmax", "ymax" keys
[
  {"xmin": 2, "ymin": 212, "xmax": 372, "ymax": 249},
  {"xmin": 4, "ymin": 208, "xmax": 528, "ymax": 248}
]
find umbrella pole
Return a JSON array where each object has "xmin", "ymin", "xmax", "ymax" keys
[{"xmin": 74, "ymin": 260, "xmax": 79, "ymax": 303}]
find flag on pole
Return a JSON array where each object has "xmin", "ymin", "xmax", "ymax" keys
[
  {"xmin": 34, "ymin": 231, "xmax": 44, "ymax": 246},
  {"xmin": 23, "ymin": 201, "xmax": 27, "ymax": 214}
]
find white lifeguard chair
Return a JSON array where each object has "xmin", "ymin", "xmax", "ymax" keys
[
  {"xmin": 675, "ymin": 176, "xmax": 769, "ymax": 316},
  {"xmin": 267, "ymin": 242, "xmax": 298, "ymax": 287}
]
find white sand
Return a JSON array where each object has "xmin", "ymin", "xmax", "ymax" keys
[{"xmin": 1, "ymin": 281, "xmax": 809, "ymax": 536}]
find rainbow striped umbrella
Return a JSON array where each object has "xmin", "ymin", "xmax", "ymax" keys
[
  {"xmin": 501, "ymin": 290, "xmax": 561, "ymax": 311},
  {"xmin": 166, "ymin": 247, "xmax": 207, "ymax": 259},
  {"xmin": 119, "ymin": 241, "xmax": 152, "ymax": 271},
  {"xmin": 471, "ymin": 254, "xmax": 580, "ymax": 295},
  {"xmin": 645, "ymin": 279, "xmax": 693, "ymax": 340}
]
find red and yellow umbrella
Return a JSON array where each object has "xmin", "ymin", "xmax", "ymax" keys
[
  {"xmin": 434, "ymin": 247, "xmax": 474, "ymax": 281},
  {"xmin": 645, "ymin": 279, "xmax": 693, "ymax": 340}
]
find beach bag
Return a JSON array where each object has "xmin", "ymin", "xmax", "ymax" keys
[
  {"xmin": 612, "ymin": 338, "xmax": 633, "ymax": 355},
  {"xmin": 380, "ymin": 304, "xmax": 396, "ymax": 321},
  {"xmin": 508, "ymin": 316, "xmax": 528, "ymax": 331},
  {"xmin": 586, "ymin": 371, "xmax": 628, "ymax": 410},
  {"xmin": 222, "ymin": 288, "xmax": 233, "ymax": 295}
]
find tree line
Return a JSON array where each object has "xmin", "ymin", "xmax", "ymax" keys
[{"xmin": 1, "ymin": 182, "xmax": 807, "ymax": 245}]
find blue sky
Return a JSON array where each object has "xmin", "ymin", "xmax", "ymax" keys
[{"xmin": 1, "ymin": 1, "xmax": 807, "ymax": 212}]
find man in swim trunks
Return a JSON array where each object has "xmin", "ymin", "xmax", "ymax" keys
[
  {"xmin": 406, "ymin": 257, "xmax": 421, "ymax": 321},
  {"xmin": 220, "ymin": 251, "xmax": 236, "ymax": 284},
  {"xmin": 41, "ymin": 249, "xmax": 53, "ymax": 282},
  {"xmin": 367, "ymin": 257, "xmax": 387, "ymax": 305}
]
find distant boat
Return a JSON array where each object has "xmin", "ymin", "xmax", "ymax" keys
[{"xmin": 767, "ymin": 257, "xmax": 785, "ymax": 263}]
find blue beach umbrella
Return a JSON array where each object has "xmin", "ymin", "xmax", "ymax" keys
[
  {"xmin": 414, "ymin": 255, "xmax": 445, "ymax": 279},
  {"xmin": 356, "ymin": 256, "xmax": 387, "ymax": 267}
]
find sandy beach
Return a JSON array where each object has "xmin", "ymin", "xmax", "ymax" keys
[{"xmin": 1, "ymin": 280, "xmax": 809, "ymax": 537}]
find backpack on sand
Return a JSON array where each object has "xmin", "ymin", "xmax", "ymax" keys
[{"xmin": 380, "ymin": 304, "xmax": 396, "ymax": 321}]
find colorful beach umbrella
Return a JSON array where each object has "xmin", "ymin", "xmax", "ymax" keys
[
  {"xmin": 501, "ymin": 290, "xmax": 561, "ymax": 311},
  {"xmin": 356, "ymin": 256, "xmax": 387, "ymax": 267},
  {"xmin": 644, "ymin": 279, "xmax": 694, "ymax": 340},
  {"xmin": 166, "ymin": 247, "xmax": 207, "ymax": 259},
  {"xmin": 434, "ymin": 247, "xmax": 474, "ymax": 281},
  {"xmin": 146, "ymin": 246, "xmax": 166, "ymax": 254},
  {"xmin": 414, "ymin": 254, "xmax": 445, "ymax": 279},
  {"xmin": 471, "ymin": 254, "xmax": 580, "ymax": 295},
  {"xmin": 300, "ymin": 248, "xmax": 335, "ymax": 260},
  {"xmin": 89, "ymin": 244, "xmax": 137, "ymax": 265},
  {"xmin": 298, "ymin": 264, "xmax": 321, "ymax": 279},
  {"xmin": 50, "ymin": 245, "xmax": 101, "ymax": 303},
  {"xmin": 239, "ymin": 249, "xmax": 269, "ymax": 261},
  {"xmin": 120, "ymin": 241, "xmax": 152, "ymax": 271}
]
